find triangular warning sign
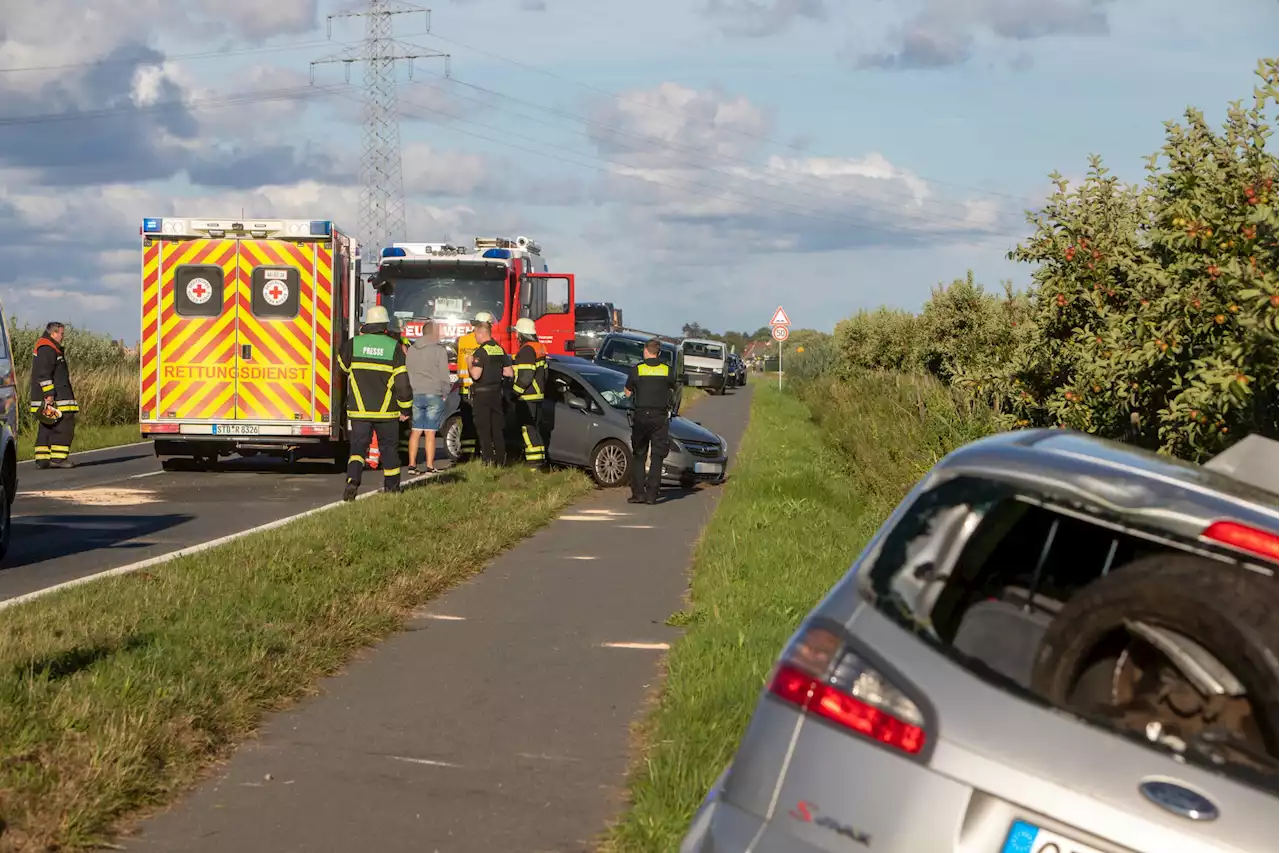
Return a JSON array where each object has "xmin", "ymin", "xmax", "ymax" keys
[{"xmin": 770, "ymin": 306, "xmax": 791, "ymax": 326}]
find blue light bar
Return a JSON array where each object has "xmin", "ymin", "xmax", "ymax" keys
[
  {"xmin": 309, "ymin": 220, "xmax": 332, "ymax": 236},
  {"xmin": 482, "ymin": 248, "xmax": 512, "ymax": 259},
  {"xmin": 143, "ymin": 218, "xmax": 162, "ymax": 233},
  {"xmin": 381, "ymin": 246, "xmax": 407, "ymax": 258}
]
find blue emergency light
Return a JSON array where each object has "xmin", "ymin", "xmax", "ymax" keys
[
  {"xmin": 482, "ymin": 248, "xmax": 512, "ymax": 259},
  {"xmin": 143, "ymin": 218, "xmax": 162, "ymax": 233},
  {"xmin": 381, "ymin": 246, "xmax": 407, "ymax": 258},
  {"xmin": 309, "ymin": 220, "xmax": 332, "ymax": 236}
]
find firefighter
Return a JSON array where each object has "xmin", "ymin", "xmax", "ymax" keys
[
  {"xmin": 337, "ymin": 305, "xmax": 412, "ymax": 501},
  {"xmin": 511, "ymin": 317, "xmax": 548, "ymax": 469},
  {"xmin": 467, "ymin": 318, "xmax": 512, "ymax": 466},
  {"xmin": 454, "ymin": 311, "xmax": 494, "ymax": 461},
  {"xmin": 623, "ymin": 338, "xmax": 678, "ymax": 504},
  {"xmin": 30, "ymin": 321, "xmax": 79, "ymax": 469}
]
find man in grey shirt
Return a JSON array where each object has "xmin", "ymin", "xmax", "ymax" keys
[{"xmin": 404, "ymin": 320, "xmax": 454, "ymax": 473}]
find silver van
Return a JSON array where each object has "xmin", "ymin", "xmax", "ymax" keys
[{"xmin": 680, "ymin": 338, "xmax": 728, "ymax": 395}]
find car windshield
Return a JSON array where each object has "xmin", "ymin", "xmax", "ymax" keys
[
  {"xmin": 599, "ymin": 338, "xmax": 674, "ymax": 370},
  {"xmin": 578, "ymin": 368, "xmax": 632, "ymax": 409},
  {"xmin": 378, "ymin": 262, "xmax": 505, "ymax": 323},
  {"xmin": 576, "ymin": 305, "xmax": 611, "ymax": 331},
  {"xmin": 683, "ymin": 341, "xmax": 724, "ymax": 359}
]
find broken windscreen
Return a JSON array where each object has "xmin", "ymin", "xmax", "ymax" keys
[{"xmin": 378, "ymin": 262, "xmax": 505, "ymax": 323}]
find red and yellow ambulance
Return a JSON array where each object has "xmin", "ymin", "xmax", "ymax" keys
[{"xmin": 138, "ymin": 217, "xmax": 363, "ymax": 466}]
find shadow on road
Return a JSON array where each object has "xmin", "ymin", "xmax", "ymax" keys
[{"xmin": 5, "ymin": 512, "xmax": 194, "ymax": 570}]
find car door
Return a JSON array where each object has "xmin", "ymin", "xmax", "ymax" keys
[{"xmin": 545, "ymin": 368, "xmax": 599, "ymax": 466}]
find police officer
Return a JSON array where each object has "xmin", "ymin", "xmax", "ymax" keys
[
  {"xmin": 337, "ymin": 305, "xmax": 412, "ymax": 500},
  {"xmin": 467, "ymin": 318, "xmax": 512, "ymax": 466},
  {"xmin": 511, "ymin": 317, "xmax": 548, "ymax": 469},
  {"xmin": 624, "ymin": 338, "xmax": 677, "ymax": 504},
  {"xmin": 454, "ymin": 311, "xmax": 494, "ymax": 461},
  {"xmin": 30, "ymin": 321, "xmax": 79, "ymax": 469}
]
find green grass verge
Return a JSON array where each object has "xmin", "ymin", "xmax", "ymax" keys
[
  {"xmin": 604, "ymin": 374, "xmax": 995, "ymax": 852},
  {"xmin": 0, "ymin": 464, "xmax": 592, "ymax": 852},
  {"xmin": 17, "ymin": 424, "xmax": 142, "ymax": 462}
]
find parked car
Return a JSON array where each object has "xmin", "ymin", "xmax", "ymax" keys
[
  {"xmin": 680, "ymin": 337, "xmax": 728, "ymax": 395},
  {"xmin": 727, "ymin": 353, "xmax": 747, "ymax": 387},
  {"xmin": 544, "ymin": 356, "xmax": 725, "ymax": 488},
  {"xmin": 592, "ymin": 331, "xmax": 685, "ymax": 416},
  {"xmin": 682, "ymin": 429, "xmax": 1279, "ymax": 853},
  {"xmin": 0, "ymin": 301, "xmax": 16, "ymax": 561}
]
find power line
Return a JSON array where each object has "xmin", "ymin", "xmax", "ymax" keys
[{"xmin": 0, "ymin": 37, "xmax": 355, "ymax": 75}]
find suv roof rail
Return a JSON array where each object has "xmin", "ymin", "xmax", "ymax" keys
[{"xmin": 1203, "ymin": 433, "xmax": 1279, "ymax": 495}]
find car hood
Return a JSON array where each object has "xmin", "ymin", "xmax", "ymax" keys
[{"xmin": 669, "ymin": 416, "xmax": 722, "ymax": 445}]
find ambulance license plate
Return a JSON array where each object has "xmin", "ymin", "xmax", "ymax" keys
[
  {"xmin": 212, "ymin": 423, "xmax": 261, "ymax": 436},
  {"xmin": 1001, "ymin": 820, "xmax": 1107, "ymax": 853}
]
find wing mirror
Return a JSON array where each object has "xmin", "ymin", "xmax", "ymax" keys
[{"xmin": 567, "ymin": 396, "xmax": 588, "ymax": 411}]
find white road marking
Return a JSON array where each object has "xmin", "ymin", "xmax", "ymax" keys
[
  {"xmin": 602, "ymin": 641, "xmax": 670, "ymax": 650},
  {"xmin": 420, "ymin": 613, "xmax": 465, "ymax": 621},
  {"xmin": 389, "ymin": 756, "xmax": 460, "ymax": 769},
  {"xmin": 129, "ymin": 470, "xmax": 165, "ymax": 479},
  {"xmin": 580, "ymin": 508, "xmax": 625, "ymax": 516},
  {"xmin": 558, "ymin": 514, "xmax": 617, "ymax": 521},
  {"xmin": 0, "ymin": 472, "xmax": 438, "ymax": 613},
  {"xmin": 618, "ymin": 524, "xmax": 655, "ymax": 530},
  {"xmin": 566, "ymin": 555, "xmax": 598, "ymax": 561}
]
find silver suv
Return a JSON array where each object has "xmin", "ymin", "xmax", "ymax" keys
[{"xmin": 684, "ymin": 429, "xmax": 1278, "ymax": 853}]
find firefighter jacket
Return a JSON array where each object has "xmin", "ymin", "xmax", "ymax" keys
[
  {"xmin": 29, "ymin": 336, "xmax": 78, "ymax": 414},
  {"xmin": 455, "ymin": 331, "xmax": 479, "ymax": 396},
  {"xmin": 625, "ymin": 357, "xmax": 677, "ymax": 412},
  {"xmin": 337, "ymin": 327, "xmax": 413, "ymax": 420},
  {"xmin": 512, "ymin": 339, "xmax": 548, "ymax": 401}
]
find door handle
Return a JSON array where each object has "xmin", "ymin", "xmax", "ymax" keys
[{"xmin": 241, "ymin": 344, "xmax": 252, "ymax": 360}]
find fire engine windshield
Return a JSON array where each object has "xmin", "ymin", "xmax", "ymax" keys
[
  {"xmin": 379, "ymin": 262, "xmax": 505, "ymax": 323},
  {"xmin": 576, "ymin": 305, "xmax": 611, "ymax": 331}
]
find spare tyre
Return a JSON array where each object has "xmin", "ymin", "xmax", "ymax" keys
[{"xmin": 1031, "ymin": 553, "xmax": 1278, "ymax": 766}]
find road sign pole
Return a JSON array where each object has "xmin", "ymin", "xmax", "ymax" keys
[{"xmin": 778, "ymin": 340, "xmax": 782, "ymax": 391}]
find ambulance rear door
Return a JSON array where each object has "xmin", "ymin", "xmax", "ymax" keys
[
  {"xmin": 233, "ymin": 238, "xmax": 330, "ymax": 424},
  {"xmin": 147, "ymin": 235, "xmax": 241, "ymax": 422}
]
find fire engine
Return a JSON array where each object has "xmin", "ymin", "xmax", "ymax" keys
[
  {"xmin": 372, "ymin": 236, "xmax": 576, "ymax": 354},
  {"xmin": 138, "ymin": 216, "xmax": 364, "ymax": 467}
]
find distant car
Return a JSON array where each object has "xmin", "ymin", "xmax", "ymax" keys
[
  {"xmin": 592, "ymin": 332, "xmax": 685, "ymax": 416},
  {"xmin": 683, "ymin": 429, "xmax": 1279, "ymax": 853},
  {"xmin": 0, "ymin": 301, "xmax": 15, "ymax": 560},
  {"xmin": 680, "ymin": 337, "xmax": 728, "ymax": 395},
  {"xmin": 545, "ymin": 356, "xmax": 725, "ymax": 489},
  {"xmin": 727, "ymin": 353, "xmax": 747, "ymax": 387}
]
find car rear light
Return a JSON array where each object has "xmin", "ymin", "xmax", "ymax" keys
[
  {"xmin": 300, "ymin": 424, "xmax": 330, "ymax": 436},
  {"xmin": 767, "ymin": 624, "xmax": 927, "ymax": 756},
  {"xmin": 1202, "ymin": 520, "xmax": 1279, "ymax": 561},
  {"xmin": 145, "ymin": 423, "xmax": 181, "ymax": 433}
]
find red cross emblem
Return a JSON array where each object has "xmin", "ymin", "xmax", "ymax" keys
[
  {"xmin": 186, "ymin": 277, "xmax": 213, "ymax": 305},
  {"xmin": 263, "ymin": 280, "xmax": 290, "ymax": 307}
]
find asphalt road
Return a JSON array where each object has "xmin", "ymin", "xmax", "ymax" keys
[
  {"xmin": 128, "ymin": 385, "xmax": 755, "ymax": 853},
  {"xmin": 1, "ymin": 443, "xmax": 438, "ymax": 603}
]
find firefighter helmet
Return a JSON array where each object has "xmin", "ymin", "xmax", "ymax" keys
[
  {"xmin": 515, "ymin": 318, "xmax": 537, "ymax": 337},
  {"xmin": 365, "ymin": 305, "xmax": 390, "ymax": 325},
  {"xmin": 36, "ymin": 403, "xmax": 61, "ymax": 427}
]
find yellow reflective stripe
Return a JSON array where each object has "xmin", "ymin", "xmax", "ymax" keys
[
  {"xmin": 350, "ymin": 377, "xmax": 368, "ymax": 414},
  {"xmin": 56, "ymin": 404, "xmax": 80, "ymax": 412},
  {"xmin": 347, "ymin": 410, "xmax": 400, "ymax": 420},
  {"xmin": 51, "ymin": 445, "xmax": 71, "ymax": 451},
  {"xmin": 391, "ymin": 365, "xmax": 407, "ymax": 377},
  {"xmin": 382, "ymin": 467, "xmax": 401, "ymax": 476},
  {"xmin": 637, "ymin": 364, "xmax": 668, "ymax": 376},
  {"xmin": 351, "ymin": 362, "xmax": 396, "ymax": 373},
  {"xmin": 379, "ymin": 375, "xmax": 394, "ymax": 413},
  {"xmin": 349, "ymin": 454, "xmax": 364, "ymax": 463},
  {"xmin": 39, "ymin": 381, "xmax": 54, "ymax": 390}
]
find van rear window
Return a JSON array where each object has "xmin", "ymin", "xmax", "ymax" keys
[{"xmin": 174, "ymin": 265, "xmax": 224, "ymax": 317}]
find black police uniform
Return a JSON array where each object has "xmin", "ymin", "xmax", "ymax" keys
[
  {"xmin": 624, "ymin": 355, "xmax": 677, "ymax": 503},
  {"xmin": 470, "ymin": 339, "xmax": 509, "ymax": 466},
  {"xmin": 337, "ymin": 324, "xmax": 413, "ymax": 499},
  {"xmin": 29, "ymin": 334, "xmax": 79, "ymax": 468},
  {"xmin": 512, "ymin": 338, "xmax": 549, "ymax": 468}
]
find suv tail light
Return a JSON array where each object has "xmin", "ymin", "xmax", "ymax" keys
[
  {"xmin": 767, "ymin": 624, "xmax": 927, "ymax": 756},
  {"xmin": 1202, "ymin": 520, "xmax": 1279, "ymax": 562}
]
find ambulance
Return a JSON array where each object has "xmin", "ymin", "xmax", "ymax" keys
[{"xmin": 138, "ymin": 217, "xmax": 363, "ymax": 467}]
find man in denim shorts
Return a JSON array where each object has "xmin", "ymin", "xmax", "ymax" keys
[{"xmin": 405, "ymin": 319, "xmax": 453, "ymax": 473}]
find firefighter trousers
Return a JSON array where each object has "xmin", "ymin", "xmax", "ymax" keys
[
  {"xmin": 458, "ymin": 392, "xmax": 477, "ymax": 460},
  {"xmin": 471, "ymin": 387, "xmax": 506, "ymax": 466},
  {"xmin": 516, "ymin": 398, "xmax": 547, "ymax": 468},
  {"xmin": 630, "ymin": 408, "xmax": 670, "ymax": 501},
  {"xmin": 346, "ymin": 419, "xmax": 402, "ymax": 492},
  {"xmin": 35, "ymin": 412, "xmax": 76, "ymax": 465}
]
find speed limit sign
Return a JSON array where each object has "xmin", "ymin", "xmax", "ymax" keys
[{"xmin": 772, "ymin": 325, "xmax": 790, "ymax": 342}]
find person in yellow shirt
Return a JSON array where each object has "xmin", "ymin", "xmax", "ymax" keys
[{"xmin": 453, "ymin": 311, "xmax": 494, "ymax": 461}]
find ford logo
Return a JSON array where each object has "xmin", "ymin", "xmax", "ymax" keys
[{"xmin": 1138, "ymin": 779, "xmax": 1219, "ymax": 822}]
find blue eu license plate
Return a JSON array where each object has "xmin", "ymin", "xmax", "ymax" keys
[{"xmin": 1001, "ymin": 819, "xmax": 1107, "ymax": 853}]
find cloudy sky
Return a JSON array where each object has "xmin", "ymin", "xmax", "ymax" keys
[{"xmin": 0, "ymin": 0, "xmax": 1274, "ymax": 340}]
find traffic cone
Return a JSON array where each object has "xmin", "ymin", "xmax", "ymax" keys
[{"xmin": 368, "ymin": 433, "xmax": 381, "ymax": 469}]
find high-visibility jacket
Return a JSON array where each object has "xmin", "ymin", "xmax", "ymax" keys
[
  {"xmin": 29, "ymin": 336, "xmax": 78, "ymax": 414},
  {"xmin": 337, "ymin": 327, "xmax": 413, "ymax": 420},
  {"xmin": 456, "ymin": 331, "xmax": 479, "ymax": 396},
  {"xmin": 512, "ymin": 339, "xmax": 548, "ymax": 401}
]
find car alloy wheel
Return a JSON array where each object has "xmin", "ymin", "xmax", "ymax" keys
[{"xmin": 592, "ymin": 439, "xmax": 630, "ymax": 487}]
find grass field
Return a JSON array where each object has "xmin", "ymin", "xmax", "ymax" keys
[
  {"xmin": 16, "ymin": 424, "xmax": 141, "ymax": 462},
  {"xmin": 603, "ymin": 374, "xmax": 994, "ymax": 852},
  {"xmin": 0, "ymin": 463, "xmax": 592, "ymax": 852}
]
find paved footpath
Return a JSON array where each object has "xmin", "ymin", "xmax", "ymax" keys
[{"xmin": 127, "ymin": 386, "xmax": 754, "ymax": 853}]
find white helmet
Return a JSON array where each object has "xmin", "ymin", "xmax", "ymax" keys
[
  {"xmin": 365, "ymin": 305, "xmax": 390, "ymax": 325},
  {"xmin": 515, "ymin": 317, "xmax": 537, "ymax": 337},
  {"xmin": 474, "ymin": 311, "xmax": 495, "ymax": 323}
]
